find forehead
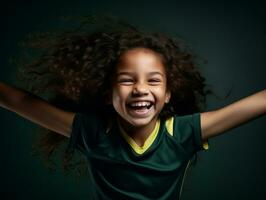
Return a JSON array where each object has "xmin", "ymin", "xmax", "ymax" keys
[{"xmin": 116, "ymin": 48, "xmax": 166, "ymax": 74}]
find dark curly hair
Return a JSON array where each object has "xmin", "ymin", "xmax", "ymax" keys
[{"xmin": 12, "ymin": 15, "xmax": 215, "ymax": 178}]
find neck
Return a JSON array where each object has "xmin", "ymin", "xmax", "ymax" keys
[{"xmin": 117, "ymin": 117, "xmax": 158, "ymax": 146}]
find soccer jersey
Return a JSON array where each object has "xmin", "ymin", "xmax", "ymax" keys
[{"xmin": 67, "ymin": 112, "xmax": 209, "ymax": 200}]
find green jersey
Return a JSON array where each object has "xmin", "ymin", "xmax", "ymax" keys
[{"xmin": 67, "ymin": 112, "xmax": 209, "ymax": 200}]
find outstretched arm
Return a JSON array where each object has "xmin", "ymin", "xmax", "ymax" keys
[
  {"xmin": 200, "ymin": 89, "xmax": 266, "ymax": 140},
  {"xmin": 0, "ymin": 82, "xmax": 75, "ymax": 137}
]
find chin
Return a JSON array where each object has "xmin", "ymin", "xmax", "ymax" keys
[{"xmin": 126, "ymin": 117, "xmax": 154, "ymax": 127}]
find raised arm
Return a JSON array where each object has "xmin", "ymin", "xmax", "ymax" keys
[
  {"xmin": 200, "ymin": 89, "xmax": 266, "ymax": 140},
  {"xmin": 0, "ymin": 82, "xmax": 75, "ymax": 138}
]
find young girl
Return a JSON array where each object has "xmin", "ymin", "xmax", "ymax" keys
[{"xmin": 0, "ymin": 16, "xmax": 265, "ymax": 200}]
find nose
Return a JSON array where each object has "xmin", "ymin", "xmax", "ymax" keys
[{"xmin": 132, "ymin": 82, "xmax": 149, "ymax": 96}]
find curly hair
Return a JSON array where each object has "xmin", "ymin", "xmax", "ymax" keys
[{"xmin": 13, "ymin": 15, "xmax": 214, "ymax": 177}]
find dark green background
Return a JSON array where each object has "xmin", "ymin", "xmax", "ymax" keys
[{"xmin": 0, "ymin": 0, "xmax": 265, "ymax": 199}]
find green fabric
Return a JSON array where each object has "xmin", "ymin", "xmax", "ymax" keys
[{"xmin": 67, "ymin": 112, "xmax": 207, "ymax": 200}]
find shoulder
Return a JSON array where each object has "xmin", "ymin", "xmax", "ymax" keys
[
  {"xmin": 163, "ymin": 113, "xmax": 209, "ymax": 152},
  {"xmin": 164, "ymin": 113, "xmax": 200, "ymax": 135},
  {"xmin": 68, "ymin": 112, "xmax": 110, "ymax": 152}
]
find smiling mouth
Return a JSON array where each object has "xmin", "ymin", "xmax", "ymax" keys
[{"xmin": 126, "ymin": 101, "xmax": 154, "ymax": 117}]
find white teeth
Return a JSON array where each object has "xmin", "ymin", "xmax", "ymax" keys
[{"xmin": 129, "ymin": 101, "xmax": 151, "ymax": 107}]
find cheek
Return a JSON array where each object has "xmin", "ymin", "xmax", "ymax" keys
[
  {"xmin": 111, "ymin": 91, "xmax": 121, "ymax": 113},
  {"xmin": 112, "ymin": 87, "xmax": 128, "ymax": 105},
  {"xmin": 153, "ymin": 87, "xmax": 167, "ymax": 99},
  {"xmin": 112, "ymin": 90, "xmax": 119, "ymax": 105}
]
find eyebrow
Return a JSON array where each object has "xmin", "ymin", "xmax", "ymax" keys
[{"xmin": 117, "ymin": 71, "xmax": 164, "ymax": 77}]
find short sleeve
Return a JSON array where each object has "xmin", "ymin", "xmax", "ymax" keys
[
  {"xmin": 66, "ymin": 112, "xmax": 105, "ymax": 155},
  {"xmin": 173, "ymin": 113, "xmax": 209, "ymax": 155}
]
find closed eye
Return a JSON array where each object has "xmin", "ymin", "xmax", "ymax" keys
[
  {"xmin": 149, "ymin": 79, "xmax": 161, "ymax": 82},
  {"xmin": 148, "ymin": 79, "xmax": 162, "ymax": 85},
  {"xmin": 118, "ymin": 79, "xmax": 134, "ymax": 85}
]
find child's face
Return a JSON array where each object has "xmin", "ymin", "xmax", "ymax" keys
[{"xmin": 111, "ymin": 47, "xmax": 171, "ymax": 128}]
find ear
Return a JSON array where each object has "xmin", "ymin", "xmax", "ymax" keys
[{"xmin": 165, "ymin": 90, "xmax": 171, "ymax": 104}]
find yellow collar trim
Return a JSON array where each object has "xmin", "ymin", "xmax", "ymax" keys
[
  {"xmin": 165, "ymin": 117, "xmax": 174, "ymax": 136},
  {"xmin": 118, "ymin": 120, "xmax": 160, "ymax": 155}
]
